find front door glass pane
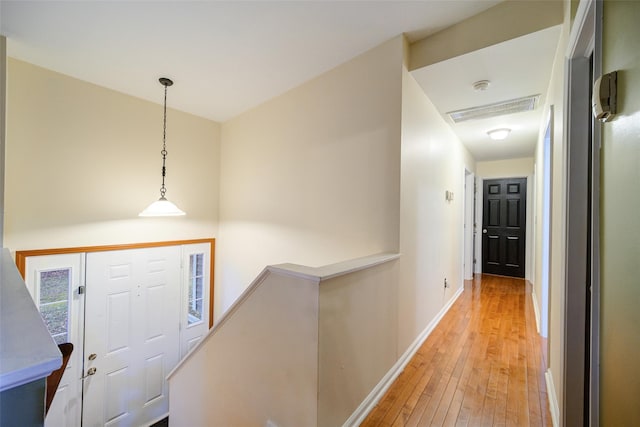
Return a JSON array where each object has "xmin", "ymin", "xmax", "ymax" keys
[
  {"xmin": 188, "ymin": 254, "xmax": 204, "ymax": 325},
  {"xmin": 39, "ymin": 269, "xmax": 71, "ymax": 344}
]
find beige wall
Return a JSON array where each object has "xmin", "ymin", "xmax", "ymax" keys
[
  {"xmin": 600, "ymin": 1, "xmax": 640, "ymax": 424},
  {"xmin": 5, "ymin": 59, "xmax": 220, "ymax": 251},
  {"xmin": 476, "ymin": 157, "xmax": 534, "ymax": 178},
  {"xmin": 169, "ymin": 270, "xmax": 320, "ymax": 427},
  {"xmin": 318, "ymin": 260, "xmax": 399, "ymax": 426},
  {"xmin": 398, "ymin": 65, "xmax": 475, "ymax": 351},
  {"xmin": 216, "ymin": 37, "xmax": 403, "ymax": 319},
  {"xmin": 409, "ymin": 0, "xmax": 563, "ymax": 70}
]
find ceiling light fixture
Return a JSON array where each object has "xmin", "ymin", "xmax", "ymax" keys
[
  {"xmin": 139, "ymin": 78, "xmax": 186, "ymax": 217},
  {"xmin": 487, "ymin": 128, "xmax": 511, "ymax": 140}
]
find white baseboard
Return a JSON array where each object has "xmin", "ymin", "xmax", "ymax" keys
[
  {"xmin": 531, "ymin": 289, "xmax": 541, "ymax": 335},
  {"xmin": 545, "ymin": 369, "xmax": 560, "ymax": 427},
  {"xmin": 343, "ymin": 286, "xmax": 464, "ymax": 427}
]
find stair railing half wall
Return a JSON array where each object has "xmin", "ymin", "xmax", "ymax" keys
[{"xmin": 167, "ymin": 253, "xmax": 400, "ymax": 427}]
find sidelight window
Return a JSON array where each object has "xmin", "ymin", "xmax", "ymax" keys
[
  {"xmin": 39, "ymin": 269, "xmax": 71, "ymax": 345},
  {"xmin": 187, "ymin": 253, "xmax": 204, "ymax": 325}
]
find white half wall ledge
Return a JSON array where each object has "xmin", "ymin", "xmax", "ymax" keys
[
  {"xmin": 0, "ymin": 248, "xmax": 61, "ymax": 392},
  {"xmin": 269, "ymin": 252, "xmax": 401, "ymax": 282}
]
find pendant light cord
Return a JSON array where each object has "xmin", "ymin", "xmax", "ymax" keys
[
  {"xmin": 139, "ymin": 77, "xmax": 184, "ymax": 216},
  {"xmin": 160, "ymin": 82, "xmax": 168, "ymax": 199}
]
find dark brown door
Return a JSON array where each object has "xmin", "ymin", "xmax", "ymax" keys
[{"xmin": 482, "ymin": 178, "xmax": 526, "ymax": 278}]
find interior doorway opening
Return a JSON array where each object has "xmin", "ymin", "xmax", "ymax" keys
[
  {"xmin": 541, "ymin": 110, "xmax": 553, "ymax": 338},
  {"xmin": 464, "ymin": 169, "xmax": 476, "ymax": 281}
]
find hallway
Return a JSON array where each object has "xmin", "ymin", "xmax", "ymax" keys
[{"xmin": 362, "ymin": 275, "xmax": 550, "ymax": 426}]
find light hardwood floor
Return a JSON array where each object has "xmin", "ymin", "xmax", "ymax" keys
[{"xmin": 361, "ymin": 274, "xmax": 550, "ymax": 427}]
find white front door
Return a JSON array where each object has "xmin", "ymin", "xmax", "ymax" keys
[
  {"xmin": 24, "ymin": 242, "xmax": 212, "ymax": 426},
  {"xmin": 82, "ymin": 246, "xmax": 181, "ymax": 427},
  {"xmin": 25, "ymin": 253, "xmax": 84, "ymax": 427}
]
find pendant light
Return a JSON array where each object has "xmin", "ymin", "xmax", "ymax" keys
[{"xmin": 139, "ymin": 77, "xmax": 186, "ymax": 217}]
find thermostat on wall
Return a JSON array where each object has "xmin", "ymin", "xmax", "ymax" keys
[{"xmin": 593, "ymin": 71, "xmax": 617, "ymax": 122}]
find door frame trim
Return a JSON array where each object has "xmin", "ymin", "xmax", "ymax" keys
[
  {"xmin": 463, "ymin": 168, "xmax": 475, "ymax": 281},
  {"xmin": 16, "ymin": 238, "xmax": 216, "ymax": 328},
  {"xmin": 564, "ymin": 0, "xmax": 600, "ymax": 424},
  {"xmin": 475, "ymin": 177, "xmax": 483, "ymax": 274},
  {"xmin": 540, "ymin": 106, "xmax": 554, "ymax": 340}
]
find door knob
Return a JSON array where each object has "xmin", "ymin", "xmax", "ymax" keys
[
  {"xmin": 82, "ymin": 367, "xmax": 97, "ymax": 379},
  {"xmin": 483, "ymin": 229, "xmax": 487, "ymax": 233},
  {"xmin": 88, "ymin": 353, "xmax": 97, "ymax": 361}
]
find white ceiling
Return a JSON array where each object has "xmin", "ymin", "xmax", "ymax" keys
[
  {"xmin": 411, "ymin": 25, "xmax": 561, "ymax": 161},
  {"xmin": 0, "ymin": 0, "xmax": 502, "ymax": 123},
  {"xmin": 1, "ymin": 1, "xmax": 561, "ymax": 162}
]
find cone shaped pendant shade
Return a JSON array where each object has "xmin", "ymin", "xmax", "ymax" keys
[
  {"xmin": 139, "ymin": 197, "xmax": 185, "ymax": 217},
  {"xmin": 139, "ymin": 77, "xmax": 186, "ymax": 217}
]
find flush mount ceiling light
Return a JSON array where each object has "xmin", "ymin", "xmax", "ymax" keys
[
  {"xmin": 487, "ymin": 128, "xmax": 511, "ymax": 140},
  {"xmin": 139, "ymin": 77, "xmax": 186, "ymax": 217},
  {"xmin": 447, "ymin": 94, "xmax": 540, "ymax": 123}
]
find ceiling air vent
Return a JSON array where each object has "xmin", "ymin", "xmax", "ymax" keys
[{"xmin": 447, "ymin": 94, "xmax": 540, "ymax": 123}]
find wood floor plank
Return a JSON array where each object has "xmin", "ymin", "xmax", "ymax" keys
[
  {"xmin": 479, "ymin": 362, "xmax": 500, "ymax": 426},
  {"xmin": 492, "ymin": 293, "xmax": 512, "ymax": 427},
  {"xmin": 394, "ymin": 348, "xmax": 442, "ymax": 426},
  {"xmin": 364, "ymin": 363, "xmax": 421, "ymax": 426},
  {"xmin": 361, "ymin": 274, "xmax": 551, "ymax": 427},
  {"xmin": 383, "ymin": 347, "xmax": 440, "ymax": 426}
]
